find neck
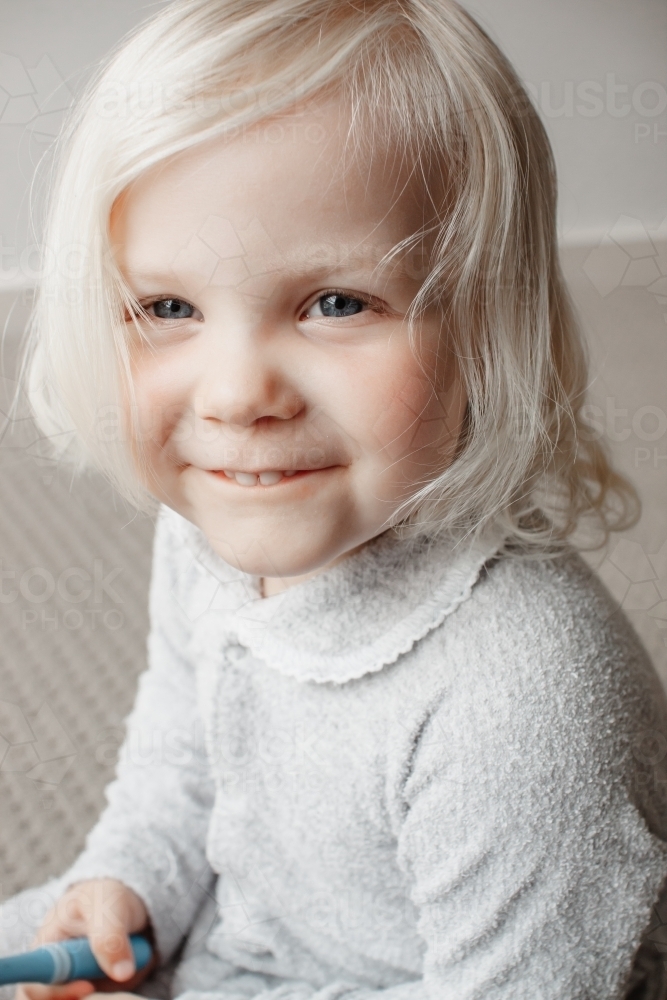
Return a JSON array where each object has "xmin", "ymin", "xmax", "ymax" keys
[{"xmin": 259, "ymin": 538, "xmax": 372, "ymax": 598}]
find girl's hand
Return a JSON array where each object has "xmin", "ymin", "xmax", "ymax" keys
[{"xmin": 14, "ymin": 878, "xmax": 158, "ymax": 1000}]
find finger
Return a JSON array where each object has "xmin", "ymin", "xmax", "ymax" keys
[
  {"xmin": 87, "ymin": 958, "xmax": 155, "ymax": 994},
  {"xmin": 17, "ymin": 979, "xmax": 95, "ymax": 1000},
  {"xmin": 86, "ymin": 962, "xmax": 154, "ymax": 994},
  {"xmin": 85, "ymin": 993, "xmax": 139, "ymax": 1000},
  {"xmin": 86, "ymin": 931, "xmax": 136, "ymax": 984},
  {"xmin": 36, "ymin": 894, "xmax": 88, "ymax": 942},
  {"xmin": 30, "ymin": 924, "xmax": 73, "ymax": 949},
  {"xmin": 83, "ymin": 886, "xmax": 143, "ymax": 982},
  {"xmin": 26, "ymin": 910, "xmax": 62, "ymax": 950}
]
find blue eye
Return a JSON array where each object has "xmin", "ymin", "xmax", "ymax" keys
[
  {"xmin": 317, "ymin": 292, "xmax": 365, "ymax": 318},
  {"xmin": 151, "ymin": 298, "xmax": 195, "ymax": 319}
]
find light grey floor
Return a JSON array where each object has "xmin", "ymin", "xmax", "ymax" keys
[
  {"xmin": 0, "ymin": 295, "xmax": 155, "ymax": 901},
  {"xmin": 0, "ymin": 241, "xmax": 666, "ymax": 905}
]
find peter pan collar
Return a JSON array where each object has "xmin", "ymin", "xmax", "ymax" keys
[{"xmin": 162, "ymin": 504, "xmax": 507, "ymax": 686}]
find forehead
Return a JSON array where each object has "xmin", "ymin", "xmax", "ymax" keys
[{"xmin": 111, "ymin": 93, "xmax": 434, "ymax": 274}]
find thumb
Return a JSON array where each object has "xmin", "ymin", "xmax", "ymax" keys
[{"xmin": 87, "ymin": 929, "xmax": 136, "ymax": 983}]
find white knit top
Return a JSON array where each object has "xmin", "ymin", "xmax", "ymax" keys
[{"xmin": 45, "ymin": 505, "xmax": 667, "ymax": 998}]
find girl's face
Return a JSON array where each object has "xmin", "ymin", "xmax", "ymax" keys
[{"xmin": 112, "ymin": 93, "xmax": 466, "ymax": 589}]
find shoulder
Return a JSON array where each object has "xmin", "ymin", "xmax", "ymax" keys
[
  {"xmin": 473, "ymin": 543, "xmax": 632, "ymax": 644},
  {"xmin": 419, "ymin": 543, "xmax": 667, "ymax": 775},
  {"xmin": 454, "ymin": 543, "xmax": 659, "ymax": 690}
]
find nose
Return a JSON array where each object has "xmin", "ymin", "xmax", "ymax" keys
[{"xmin": 192, "ymin": 316, "xmax": 304, "ymax": 429}]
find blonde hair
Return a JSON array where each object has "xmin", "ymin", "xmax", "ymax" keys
[{"xmin": 19, "ymin": 0, "xmax": 639, "ymax": 558}]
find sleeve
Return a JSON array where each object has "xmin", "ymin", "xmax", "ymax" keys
[
  {"xmin": 169, "ymin": 559, "xmax": 667, "ymax": 1000},
  {"xmin": 58, "ymin": 506, "xmax": 217, "ymax": 965}
]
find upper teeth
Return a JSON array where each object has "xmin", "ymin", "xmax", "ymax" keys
[{"xmin": 223, "ymin": 470, "xmax": 298, "ymax": 486}]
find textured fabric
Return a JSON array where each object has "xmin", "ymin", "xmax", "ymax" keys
[{"xmin": 4, "ymin": 503, "xmax": 667, "ymax": 1000}]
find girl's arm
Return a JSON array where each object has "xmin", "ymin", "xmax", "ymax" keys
[{"xmin": 57, "ymin": 507, "xmax": 217, "ymax": 967}]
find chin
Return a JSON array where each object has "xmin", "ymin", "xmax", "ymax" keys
[{"xmin": 200, "ymin": 518, "xmax": 343, "ymax": 580}]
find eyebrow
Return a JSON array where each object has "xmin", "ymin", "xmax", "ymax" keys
[
  {"xmin": 123, "ymin": 242, "xmax": 414, "ymax": 285},
  {"xmin": 279, "ymin": 243, "xmax": 406, "ymax": 274}
]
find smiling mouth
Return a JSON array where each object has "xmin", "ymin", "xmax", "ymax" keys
[{"xmin": 205, "ymin": 467, "xmax": 337, "ymax": 487}]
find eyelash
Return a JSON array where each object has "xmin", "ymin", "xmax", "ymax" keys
[
  {"xmin": 302, "ymin": 288, "xmax": 380, "ymax": 320},
  {"xmin": 129, "ymin": 298, "xmax": 199, "ymax": 322},
  {"xmin": 128, "ymin": 288, "xmax": 383, "ymax": 325}
]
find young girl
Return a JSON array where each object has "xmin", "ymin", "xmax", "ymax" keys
[{"xmin": 2, "ymin": 1, "xmax": 667, "ymax": 998}]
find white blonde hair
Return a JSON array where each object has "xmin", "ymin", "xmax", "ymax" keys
[{"xmin": 19, "ymin": 0, "xmax": 639, "ymax": 558}]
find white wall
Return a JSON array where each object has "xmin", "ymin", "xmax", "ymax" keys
[
  {"xmin": 0, "ymin": 0, "xmax": 169, "ymax": 286},
  {"xmin": 468, "ymin": 0, "xmax": 667, "ymax": 243}
]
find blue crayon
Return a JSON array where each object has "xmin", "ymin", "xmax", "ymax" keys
[{"xmin": 0, "ymin": 934, "xmax": 152, "ymax": 986}]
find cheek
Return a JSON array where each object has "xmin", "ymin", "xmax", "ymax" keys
[
  {"xmin": 370, "ymin": 372, "xmax": 438, "ymax": 461},
  {"xmin": 325, "ymin": 346, "xmax": 451, "ymax": 464},
  {"xmin": 127, "ymin": 352, "xmax": 187, "ymax": 451},
  {"xmin": 359, "ymin": 349, "xmax": 459, "ymax": 465}
]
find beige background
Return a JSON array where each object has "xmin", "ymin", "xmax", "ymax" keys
[{"xmin": 0, "ymin": 0, "xmax": 665, "ymax": 903}]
